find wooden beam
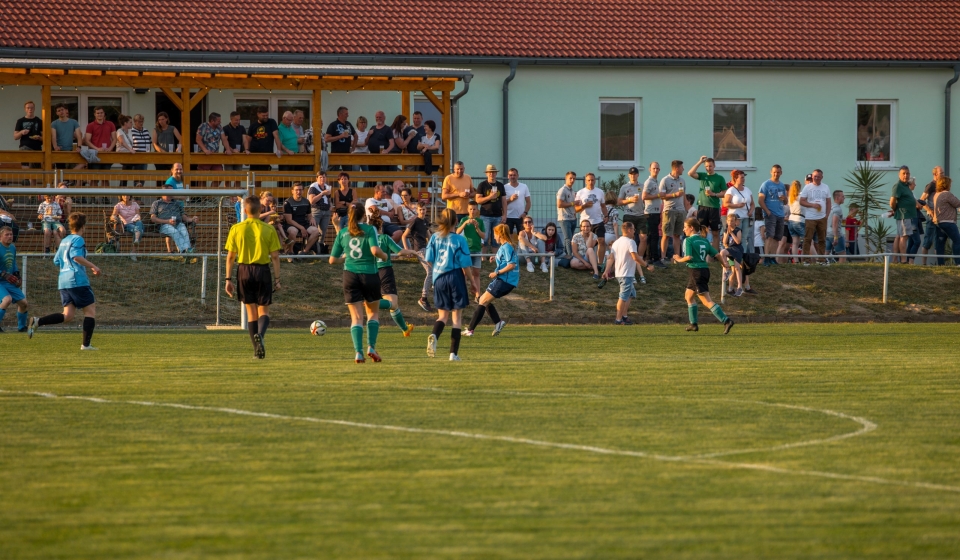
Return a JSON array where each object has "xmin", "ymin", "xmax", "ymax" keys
[
  {"xmin": 441, "ymin": 90, "xmax": 451, "ymax": 177},
  {"xmin": 422, "ymin": 90, "xmax": 443, "ymax": 112},
  {"xmin": 160, "ymin": 88, "xmax": 184, "ymax": 112},
  {"xmin": 181, "ymin": 88, "xmax": 191, "ymax": 171},
  {"xmin": 41, "ymin": 85, "xmax": 52, "ymax": 173},
  {"xmin": 312, "ymin": 88, "xmax": 322, "ymax": 174},
  {"xmin": 104, "ymin": 70, "xmax": 140, "ymax": 77},
  {"xmin": 31, "ymin": 68, "xmax": 64, "ymax": 75},
  {"xmin": 188, "ymin": 88, "xmax": 209, "ymax": 111},
  {"xmin": 180, "ymin": 72, "xmax": 212, "ymax": 78},
  {"xmin": 401, "ymin": 91, "xmax": 411, "ymax": 120},
  {"xmin": 68, "ymin": 69, "xmax": 103, "ymax": 76}
]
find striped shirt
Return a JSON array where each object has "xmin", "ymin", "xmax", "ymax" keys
[{"xmin": 130, "ymin": 126, "xmax": 152, "ymax": 152}]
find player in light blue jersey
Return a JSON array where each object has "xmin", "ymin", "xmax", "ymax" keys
[
  {"xmin": 465, "ymin": 223, "xmax": 517, "ymax": 337},
  {"xmin": 0, "ymin": 225, "xmax": 29, "ymax": 332},
  {"xmin": 424, "ymin": 208, "xmax": 474, "ymax": 360},
  {"xmin": 28, "ymin": 213, "xmax": 103, "ymax": 349}
]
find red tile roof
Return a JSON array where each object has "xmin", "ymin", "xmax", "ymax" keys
[{"xmin": 3, "ymin": 0, "xmax": 960, "ymax": 61}]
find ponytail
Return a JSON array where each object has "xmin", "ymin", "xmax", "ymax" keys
[
  {"xmin": 493, "ymin": 223, "xmax": 512, "ymax": 249},
  {"xmin": 347, "ymin": 203, "xmax": 364, "ymax": 236},
  {"xmin": 437, "ymin": 208, "xmax": 458, "ymax": 236},
  {"xmin": 684, "ymin": 217, "xmax": 709, "ymax": 237}
]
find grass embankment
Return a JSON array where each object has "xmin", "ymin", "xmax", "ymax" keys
[
  {"xmin": 2, "ymin": 325, "xmax": 959, "ymax": 559},
  {"xmin": 16, "ymin": 256, "xmax": 960, "ymax": 327}
]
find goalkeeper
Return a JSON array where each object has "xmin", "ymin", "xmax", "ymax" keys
[{"xmin": 0, "ymin": 226, "xmax": 29, "ymax": 332}]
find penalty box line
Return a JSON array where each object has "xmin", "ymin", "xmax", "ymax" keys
[{"xmin": 2, "ymin": 389, "xmax": 959, "ymax": 494}]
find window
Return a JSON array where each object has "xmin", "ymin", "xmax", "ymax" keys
[
  {"xmin": 713, "ymin": 100, "xmax": 751, "ymax": 167},
  {"xmin": 51, "ymin": 95, "xmax": 79, "ymax": 120},
  {"xmin": 599, "ymin": 99, "xmax": 639, "ymax": 168},
  {"xmin": 413, "ymin": 96, "xmax": 443, "ymax": 147},
  {"xmin": 235, "ymin": 96, "xmax": 311, "ymax": 129},
  {"xmin": 857, "ymin": 101, "xmax": 895, "ymax": 164},
  {"xmin": 52, "ymin": 93, "xmax": 126, "ymax": 130}
]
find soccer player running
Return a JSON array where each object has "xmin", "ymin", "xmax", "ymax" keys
[
  {"xmin": 367, "ymin": 206, "xmax": 417, "ymax": 338},
  {"xmin": 465, "ymin": 224, "xmax": 517, "ymax": 337},
  {"xmin": 28, "ymin": 213, "xmax": 102, "ymax": 349},
  {"xmin": 672, "ymin": 217, "xmax": 735, "ymax": 334},
  {"xmin": 329, "ymin": 203, "xmax": 389, "ymax": 363},
  {"xmin": 224, "ymin": 195, "xmax": 282, "ymax": 359},
  {"xmin": 0, "ymin": 226, "xmax": 30, "ymax": 332},
  {"xmin": 425, "ymin": 208, "xmax": 474, "ymax": 361}
]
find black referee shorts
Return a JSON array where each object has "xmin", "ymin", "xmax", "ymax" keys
[{"xmin": 238, "ymin": 263, "xmax": 273, "ymax": 306}]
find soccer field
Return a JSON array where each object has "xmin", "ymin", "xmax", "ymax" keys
[{"xmin": 2, "ymin": 324, "xmax": 959, "ymax": 559}]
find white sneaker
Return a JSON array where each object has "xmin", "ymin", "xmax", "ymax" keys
[
  {"xmin": 426, "ymin": 334, "xmax": 437, "ymax": 358},
  {"xmin": 449, "ymin": 353, "xmax": 461, "ymax": 361},
  {"xmin": 463, "ymin": 329, "xmax": 474, "ymax": 337},
  {"xmin": 80, "ymin": 345, "xmax": 98, "ymax": 351},
  {"xmin": 492, "ymin": 320, "xmax": 507, "ymax": 336},
  {"xmin": 28, "ymin": 316, "xmax": 39, "ymax": 338},
  {"xmin": 541, "ymin": 262, "xmax": 548, "ymax": 273},
  {"xmin": 527, "ymin": 261, "xmax": 535, "ymax": 272}
]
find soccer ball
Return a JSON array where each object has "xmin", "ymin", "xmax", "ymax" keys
[{"xmin": 310, "ymin": 320, "xmax": 327, "ymax": 336}]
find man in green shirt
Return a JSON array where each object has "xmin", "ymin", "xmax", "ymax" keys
[
  {"xmin": 889, "ymin": 165, "xmax": 919, "ymax": 264},
  {"xmin": 672, "ymin": 219, "xmax": 734, "ymax": 334},
  {"xmin": 688, "ymin": 155, "xmax": 727, "ymax": 251}
]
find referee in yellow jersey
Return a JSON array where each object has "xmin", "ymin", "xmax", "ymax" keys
[{"xmin": 225, "ymin": 195, "xmax": 282, "ymax": 359}]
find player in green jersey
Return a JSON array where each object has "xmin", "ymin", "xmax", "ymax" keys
[
  {"xmin": 672, "ymin": 217, "xmax": 735, "ymax": 334},
  {"xmin": 329, "ymin": 203, "xmax": 389, "ymax": 363},
  {"xmin": 367, "ymin": 206, "xmax": 418, "ymax": 337}
]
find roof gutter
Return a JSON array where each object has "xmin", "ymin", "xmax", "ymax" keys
[
  {"xmin": 502, "ymin": 61, "xmax": 517, "ymax": 173},
  {"xmin": 2, "ymin": 48, "xmax": 957, "ymax": 69},
  {"xmin": 946, "ymin": 64, "xmax": 960, "ymax": 173},
  {"xmin": 450, "ymin": 74, "xmax": 471, "ymax": 163}
]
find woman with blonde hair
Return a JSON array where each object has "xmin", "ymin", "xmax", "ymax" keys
[
  {"xmin": 329, "ymin": 203, "xmax": 389, "ymax": 363},
  {"xmin": 787, "ymin": 180, "xmax": 806, "ymax": 262},
  {"xmin": 465, "ymin": 224, "xmax": 517, "ymax": 337},
  {"xmin": 424, "ymin": 208, "xmax": 473, "ymax": 360}
]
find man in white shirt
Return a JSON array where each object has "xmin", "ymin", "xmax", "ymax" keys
[
  {"xmin": 364, "ymin": 183, "xmax": 402, "ymax": 242},
  {"xmin": 658, "ymin": 160, "xmax": 686, "ymax": 262},
  {"xmin": 556, "ymin": 171, "xmax": 578, "ymax": 257},
  {"xmin": 799, "ymin": 169, "xmax": 832, "ymax": 264},
  {"xmin": 600, "ymin": 222, "xmax": 648, "ymax": 325},
  {"xmin": 722, "ymin": 170, "xmax": 755, "ymax": 253},
  {"xmin": 618, "ymin": 166, "xmax": 647, "ymax": 259},
  {"xmin": 641, "ymin": 162, "xmax": 665, "ymax": 267},
  {"xmin": 575, "ymin": 172, "xmax": 608, "ymax": 265},
  {"xmin": 503, "ymin": 167, "xmax": 531, "ymax": 238}
]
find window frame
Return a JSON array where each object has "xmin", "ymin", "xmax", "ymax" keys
[
  {"xmin": 711, "ymin": 99, "xmax": 753, "ymax": 170},
  {"xmin": 234, "ymin": 94, "xmax": 312, "ymax": 129},
  {"xmin": 598, "ymin": 98, "xmax": 641, "ymax": 170},
  {"xmin": 856, "ymin": 99, "xmax": 897, "ymax": 169},
  {"xmin": 67, "ymin": 92, "xmax": 128, "ymax": 130}
]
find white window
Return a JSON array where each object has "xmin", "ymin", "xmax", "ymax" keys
[
  {"xmin": 599, "ymin": 99, "xmax": 640, "ymax": 168},
  {"xmin": 52, "ymin": 93, "xmax": 128, "ymax": 130},
  {"xmin": 234, "ymin": 95, "xmax": 312, "ymax": 129},
  {"xmin": 857, "ymin": 100, "xmax": 896, "ymax": 166},
  {"xmin": 712, "ymin": 99, "xmax": 752, "ymax": 168}
]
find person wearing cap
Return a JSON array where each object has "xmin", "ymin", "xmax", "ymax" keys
[
  {"xmin": 618, "ymin": 166, "xmax": 648, "ymax": 257},
  {"xmin": 688, "ymin": 156, "xmax": 727, "ymax": 252},
  {"xmin": 722, "ymin": 170, "xmax": 755, "ymax": 253},
  {"xmin": 475, "ymin": 164, "xmax": 506, "ymax": 251}
]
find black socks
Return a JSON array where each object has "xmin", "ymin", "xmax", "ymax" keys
[
  {"xmin": 468, "ymin": 306, "xmax": 486, "ymax": 331},
  {"xmin": 247, "ymin": 321, "xmax": 259, "ymax": 349},
  {"xmin": 451, "ymin": 328, "xmax": 461, "ymax": 355},
  {"xmin": 487, "ymin": 303, "xmax": 501, "ymax": 324},
  {"xmin": 82, "ymin": 317, "xmax": 95, "ymax": 347},
  {"xmin": 432, "ymin": 320, "xmax": 445, "ymax": 339},
  {"xmin": 257, "ymin": 315, "xmax": 270, "ymax": 339},
  {"xmin": 38, "ymin": 313, "xmax": 65, "ymax": 326}
]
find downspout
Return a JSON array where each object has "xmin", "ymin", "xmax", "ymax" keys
[
  {"xmin": 945, "ymin": 64, "xmax": 960, "ymax": 173},
  {"xmin": 450, "ymin": 74, "xmax": 471, "ymax": 164},
  {"xmin": 502, "ymin": 61, "xmax": 518, "ymax": 172}
]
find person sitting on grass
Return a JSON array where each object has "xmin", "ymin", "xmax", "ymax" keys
[
  {"xmin": 150, "ymin": 187, "xmax": 198, "ymax": 253},
  {"xmin": 542, "ymin": 222, "xmax": 568, "ymax": 267},
  {"xmin": 518, "ymin": 215, "xmax": 549, "ymax": 273},
  {"xmin": 722, "ymin": 213, "xmax": 745, "ymax": 297},
  {"xmin": 111, "ymin": 195, "xmax": 143, "ymax": 260},
  {"xmin": 569, "ymin": 219, "xmax": 601, "ymax": 278},
  {"xmin": 37, "ymin": 192, "xmax": 65, "ymax": 254},
  {"xmin": 599, "ymin": 221, "xmax": 649, "ymax": 325}
]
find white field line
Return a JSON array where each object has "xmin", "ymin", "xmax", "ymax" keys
[{"xmin": 3, "ymin": 389, "xmax": 958, "ymax": 494}]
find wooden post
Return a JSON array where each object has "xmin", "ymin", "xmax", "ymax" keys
[
  {"xmin": 181, "ymin": 88, "xmax": 191, "ymax": 176},
  {"xmin": 441, "ymin": 90, "xmax": 451, "ymax": 175},
  {"xmin": 312, "ymin": 88, "xmax": 322, "ymax": 173},
  {"xmin": 401, "ymin": 91, "xmax": 410, "ymax": 120},
  {"xmin": 41, "ymin": 85, "xmax": 52, "ymax": 175}
]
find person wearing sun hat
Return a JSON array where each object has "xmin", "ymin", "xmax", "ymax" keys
[{"xmin": 475, "ymin": 163, "xmax": 506, "ymax": 251}]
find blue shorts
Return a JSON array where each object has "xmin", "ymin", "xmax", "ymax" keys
[
  {"xmin": 471, "ymin": 256, "xmax": 482, "ymax": 269},
  {"xmin": 787, "ymin": 221, "xmax": 805, "ymax": 238},
  {"xmin": 486, "ymin": 277, "xmax": 516, "ymax": 299},
  {"xmin": 42, "ymin": 221, "xmax": 63, "ymax": 232},
  {"xmin": 0, "ymin": 280, "xmax": 25, "ymax": 303},
  {"xmin": 433, "ymin": 269, "xmax": 469, "ymax": 311},
  {"xmin": 826, "ymin": 235, "xmax": 846, "ymax": 254},
  {"xmin": 60, "ymin": 286, "xmax": 96, "ymax": 309},
  {"xmin": 617, "ymin": 276, "xmax": 636, "ymax": 301}
]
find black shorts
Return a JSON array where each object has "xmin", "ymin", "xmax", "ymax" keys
[
  {"xmin": 238, "ymin": 263, "xmax": 273, "ymax": 306},
  {"xmin": 591, "ymin": 222, "xmax": 606, "ymax": 239},
  {"xmin": 686, "ymin": 268, "xmax": 711, "ymax": 295},
  {"xmin": 378, "ymin": 266, "xmax": 398, "ymax": 296},
  {"xmin": 59, "ymin": 286, "xmax": 96, "ymax": 309},
  {"xmin": 343, "ymin": 270, "xmax": 382, "ymax": 304},
  {"xmin": 697, "ymin": 207, "xmax": 722, "ymax": 232},
  {"xmin": 725, "ymin": 247, "xmax": 744, "ymax": 264}
]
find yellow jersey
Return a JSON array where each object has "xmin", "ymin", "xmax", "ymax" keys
[{"xmin": 225, "ymin": 218, "xmax": 282, "ymax": 265}]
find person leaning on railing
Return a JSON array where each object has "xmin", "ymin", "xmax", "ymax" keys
[{"xmin": 930, "ymin": 176, "xmax": 960, "ymax": 266}]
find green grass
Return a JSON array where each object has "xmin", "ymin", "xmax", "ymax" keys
[{"xmin": 2, "ymin": 324, "xmax": 960, "ymax": 559}]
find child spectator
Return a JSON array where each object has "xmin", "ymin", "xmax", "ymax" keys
[
  {"xmin": 600, "ymin": 222, "xmax": 648, "ymax": 325},
  {"xmin": 845, "ymin": 203, "xmax": 862, "ymax": 257},
  {"xmin": 603, "ymin": 191, "xmax": 620, "ymax": 246},
  {"xmin": 722, "ymin": 214, "xmax": 745, "ymax": 297},
  {"xmin": 37, "ymin": 193, "xmax": 65, "ymax": 254}
]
